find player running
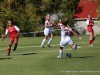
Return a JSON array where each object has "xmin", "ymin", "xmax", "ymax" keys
[
  {"xmin": 86, "ymin": 14, "xmax": 96, "ymax": 46},
  {"xmin": 52, "ymin": 21, "xmax": 82, "ymax": 58},
  {"xmin": 41, "ymin": 14, "xmax": 54, "ymax": 48},
  {"xmin": 2, "ymin": 19, "xmax": 20, "ymax": 56}
]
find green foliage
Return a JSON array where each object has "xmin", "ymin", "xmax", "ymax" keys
[
  {"xmin": 0, "ymin": 35, "xmax": 100, "ymax": 75},
  {"xmin": 0, "ymin": 0, "xmax": 80, "ymax": 34}
]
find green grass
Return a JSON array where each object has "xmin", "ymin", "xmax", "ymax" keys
[{"xmin": 0, "ymin": 35, "xmax": 100, "ymax": 75}]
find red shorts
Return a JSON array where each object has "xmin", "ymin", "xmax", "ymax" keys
[
  {"xmin": 87, "ymin": 26, "xmax": 93, "ymax": 32},
  {"xmin": 10, "ymin": 36, "xmax": 19, "ymax": 41}
]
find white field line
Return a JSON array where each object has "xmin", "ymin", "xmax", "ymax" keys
[
  {"xmin": 0, "ymin": 44, "xmax": 59, "ymax": 51},
  {"xmin": 12, "ymin": 48, "xmax": 72, "ymax": 55},
  {"xmin": 0, "ymin": 44, "xmax": 81, "ymax": 51},
  {"xmin": 0, "ymin": 47, "xmax": 72, "ymax": 55},
  {"xmin": 0, "ymin": 43, "xmax": 81, "ymax": 55}
]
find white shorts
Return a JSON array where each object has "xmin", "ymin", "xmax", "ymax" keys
[
  {"xmin": 60, "ymin": 36, "xmax": 73, "ymax": 47},
  {"xmin": 44, "ymin": 28, "xmax": 52, "ymax": 36}
]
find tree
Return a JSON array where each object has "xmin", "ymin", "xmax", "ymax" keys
[{"xmin": 0, "ymin": 0, "xmax": 80, "ymax": 34}]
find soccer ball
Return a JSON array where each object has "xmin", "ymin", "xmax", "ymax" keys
[{"xmin": 66, "ymin": 52, "xmax": 71, "ymax": 58}]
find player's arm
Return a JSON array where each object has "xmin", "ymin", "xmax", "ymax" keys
[
  {"xmin": 70, "ymin": 30, "xmax": 82, "ymax": 40},
  {"xmin": 15, "ymin": 26, "xmax": 20, "ymax": 37},
  {"xmin": 45, "ymin": 22, "xmax": 48, "ymax": 27},
  {"xmin": 50, "ymin": 23, "xmax": 52, "ymax": 27},
  {"xmin": 2, "ymin": 29, "xmax": 8, "ymax": 41},
  {"xmin": 86, "ymin": 19, "xmax": 89, "ymax": 25},
  {"xmin": 51, "ymin": 23, "xmax": 61, "ymax": 28},
  {"xmin": 86, "ymin": 19, "xmax": 93, "ymax": 25}
]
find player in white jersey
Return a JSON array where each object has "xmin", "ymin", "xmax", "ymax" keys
[
  {"xmin": 58, "ymin": 19, "xmax": 62, "ymax": 26},
  {"xmin": 41, "ymin": 14, "xmax": 54, "ymax": 48},
  {"xmin": 52, "ymin": 21, "xmax": 82, "ymax": 58}
]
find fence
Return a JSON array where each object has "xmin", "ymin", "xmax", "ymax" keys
[{"xmin": 0, "ymin": 27, "xmax": 87, "ymax": 37}]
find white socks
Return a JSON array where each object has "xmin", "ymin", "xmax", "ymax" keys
[
  {"xmin": 59, "ymin": 50, "xmax": 63, "ymax": 58},
  {"xmin": 41, "ymin": 39, "xmax": 46, "ymax": 46},
  {"xmin": 41, "ymin": 38, "xmax": 53, "ymax": 47},
  {"xmin": 47, "ymin": 38, "xmax": 53, "ymax": 45}
]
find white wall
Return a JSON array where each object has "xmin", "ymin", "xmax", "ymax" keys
[{"xmin": 74, "ymin": 20, "xmax": 100, "ymax": 35}]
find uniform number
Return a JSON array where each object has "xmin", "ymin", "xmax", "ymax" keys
[{"xmin": 65, "ymin": 31, "xmax": 68, "ymax": 35}]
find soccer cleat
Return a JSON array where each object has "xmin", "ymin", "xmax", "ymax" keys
[
  {"xmin": 89, "ymin": 44, "xmax": 94, "ymax": 46},
  {"xmin": 7, "ymin": 54, "xmax": 10, "ymax": 56},
  {"xmin": 13, "ymin": 47, "xmax": 17, "ymax": 51},
  {"xmin": 47, "ymin": 44, "xmax": 51, "ymax": 48},
  {"xmin": 57, "ymin": 56, "xmax": 62, "ymax": 59},
  {"xmin": 41, "ymin": 45, "xmax": 44, "ymax": 48},
  {"xmin": 73, "ymin": 44, "xmax": 77, "ymax": 50}
]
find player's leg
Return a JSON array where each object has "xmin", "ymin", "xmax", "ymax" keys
[
  {"xmin": 57, "ymin": 38, "xmax": 65, "ymax": 58},
  {"xmin": 57, "ymin": 46, "xmax": 64, "ymax": 58},
  {"xmin": 47, "ymin": 33, "xmax": 54, "ymax": 47},
  {"xmin": 68, "ymin": 39, "xmax": 77, "ymax": 50},
  {"xmin": 13, "ymin": 37, "xmax": 19, "ymax": 51},
  {"xmin": 7, "ymin": 39, "xmax": 14, "ymax": 56},
  {"xmin": 92, "ymin": 30, "xmax": 97, "ymax": 42},
  {"xmin": 41, "ymin": 35, "xmax": 48, "ymax": 48},
  {"xmin": 89, "ymin": 32, "xmax": 93, "ymax": 46},
  {"xmin": 41, "ymin": 29, "xmax": 49, "ymax": 48},
  {"xmin": 69, "ymin": 44, "xmax": 77, "ymax": 50}
]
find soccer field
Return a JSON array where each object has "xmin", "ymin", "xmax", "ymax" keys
[{"xmin": 0, "ymin": 35, "xmax": 100, "ymax": 75}]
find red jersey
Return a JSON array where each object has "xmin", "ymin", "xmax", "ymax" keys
[
  {"xmin": 86, "ymin": 18, "xmax": 94, "ymax": 32},
  {"xmin": 7, "ymin": 26, "xmax": 18, "ymax": 36},
  {"xmin": 5, "ymin": 25, "xmax": 19, "ymax": 37}
]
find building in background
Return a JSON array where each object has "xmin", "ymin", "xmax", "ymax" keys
[{"xmin": 73, "ymin": 0, "xmax": 100, "ymax": 35}]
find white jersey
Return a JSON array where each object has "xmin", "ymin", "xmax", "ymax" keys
[
  {"xmin": 44, "ymin": 20, "xmax": 52, "ymax": 36},
  {"xmin": 60, "ymin": 25, "xmax": 72, "ymax": 38},
  {"xmin": 59, "ymin": 25, "xmax": 73, "ymax": 47},
  {"xmin": 45, "ymin": 20, "xmax": 51, "ymax": 29},
  {"xmin": 58, "ymin": 22, "xmax": 63, "ymax": 26}
]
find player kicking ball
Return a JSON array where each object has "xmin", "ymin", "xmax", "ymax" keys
[
  {"xmin": 2, "ymin": 19, "xmax": 20, "ymax": 56},
  {"xmin": 52, "ymin": 21, "xmax": 82, "ymax": 58}
]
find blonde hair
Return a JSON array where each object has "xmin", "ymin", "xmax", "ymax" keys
[{"xmin": 45, "ymin": 14, "xmax": 50, "ymax": 20}]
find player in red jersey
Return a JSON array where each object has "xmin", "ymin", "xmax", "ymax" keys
[
  {"xmin": 2, "ymin": 19, "xmax": 20, "ymax": 56},
  {"xmin": 86, "ymin": 14, "xmax": 97, "ymax": 46}
]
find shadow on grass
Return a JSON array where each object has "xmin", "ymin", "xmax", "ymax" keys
[
  {"xmin": 72, "ymin": 56, "xmax": 93, "ymax": 59},
  {"xmin": 21, "ymin": 52, "xmax": 37, "ymax": 55},
  {"xmin": 0, "ymin": 58, "xmax": 11, "ymax": 60}
]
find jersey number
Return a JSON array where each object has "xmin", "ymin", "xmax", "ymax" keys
[{"xmin": 65, "ymin": 31, "xmax": 68, "ymax": 35}]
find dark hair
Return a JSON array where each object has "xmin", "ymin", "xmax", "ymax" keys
[
  {"xmin": 62, "ymin": 20, "xmax": 68, "ymax": 26},
  {"xmin": 8, "ymin": 19, "xmax": 14, "ymax": 24}
]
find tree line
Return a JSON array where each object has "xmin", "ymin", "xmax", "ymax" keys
[{"xmin": 0, "ymin": 0, "xmax": 80, "ymax": 34}]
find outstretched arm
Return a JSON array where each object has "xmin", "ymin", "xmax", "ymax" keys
[
  {"xmin": 2, "ymin": 34, "xmax": 7, "ymax": 41},
  {"xmin": 71, "ymin": 30, "xmax": 82, "ymax": 40},
  {"xmin": 2, "ymin": 29, "xmax": 8, "ymax": 41},
  {"xmin": 51, "ymin": 23, "xmax": 61, "ymax": 28}
]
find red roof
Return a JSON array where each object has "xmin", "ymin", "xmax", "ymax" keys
[{"xmin": 73, "ymin": 0, "xmax": 100, "ymax": 18}]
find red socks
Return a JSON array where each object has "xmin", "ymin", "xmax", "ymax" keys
[
  {"xmin": 89, "ymin": 40, "xmax": 93, "ymax": 45},
  {"xmin": 8, "ymin": 47, "xmax": 11, "ymax": 55}
]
